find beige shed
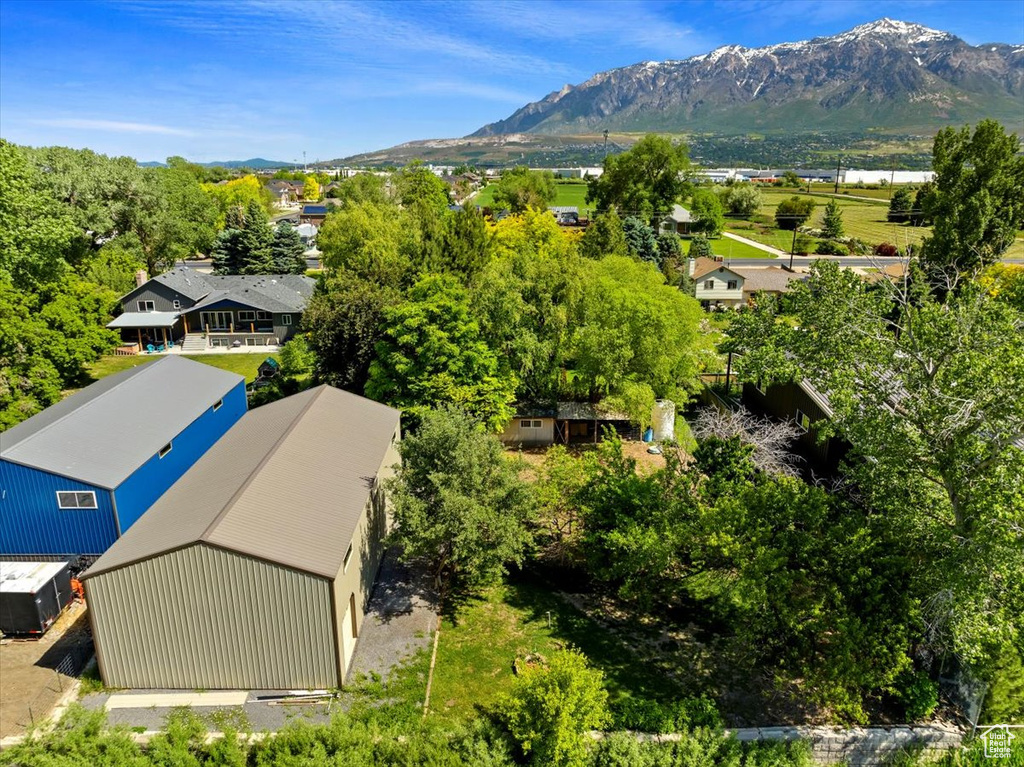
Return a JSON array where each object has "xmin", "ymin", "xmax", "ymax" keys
[{"xmin": 81, "ymin": 385, "xmax": 401, "ymax": 690}]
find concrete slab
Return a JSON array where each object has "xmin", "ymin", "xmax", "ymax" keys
[{"xmin": 106, "ymin": 691, "xmax": 249, "ymax": 709}]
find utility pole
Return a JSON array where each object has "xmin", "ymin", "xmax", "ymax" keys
[
  {"xmin": 303, "ymin": 151, "xmax": 307, "ymax": 174},
  {"xmin": 789, "ymin": 226, "xmax": 798, "ymax": 270},
  {"xmin": 834, "ymin": 155, "xmax": 841, "ymax": 195},
  {"xmin": 888, "ymin": 156, "xmax": 896, "ymax": 200},
  {"xmin": 603, "ymin": 129, "xmax": 609, "ymax": 155}
]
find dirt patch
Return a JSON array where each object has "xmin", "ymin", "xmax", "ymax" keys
[
  {"xmin": 508, "ymin": 440, "xmax": 674, "ymax": 476},
  {"xmin": 0, "ymin": 602, "xmax": 93, "ymax": 737}
]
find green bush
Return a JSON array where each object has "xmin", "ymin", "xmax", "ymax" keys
[
  {"xmin": 982, "ymin": 644, "xmax": 1024, "ymax": 724},
  {"xmin": 610, "ymin": 695, "xmax": 722, "ymax": 733},
  {"xmin": 815, "ymin": 240, "xmax": 848, "ymax": 256},
  {"xmin": 497, "ymin": 648, "xmax": 610, "ymax": 767},
  {"xmin": 895, "ymin": 670, "xmax": 939, "ymax": 722}
]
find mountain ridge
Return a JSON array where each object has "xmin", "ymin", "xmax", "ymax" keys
[{"xmin": 472, "ymin": 18, "xmax": 1024, "ymax": 137}]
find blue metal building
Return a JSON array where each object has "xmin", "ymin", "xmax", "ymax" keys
[{"xmin": 0, "ymin": 356, "xmax": 247, "ymax": 557}]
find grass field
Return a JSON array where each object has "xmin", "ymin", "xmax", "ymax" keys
[
  {"xmin": 472, "ymin": 182, "xmax": 594, "ymax": 214},
  {"xmin": 83, "ymin": 353, "xmax": 279, "ymax": 389},
  {"xmin": 687, "ymin": 236, "xmax": 774, "ymax": 259},
  {"xmin": 427, "ymin": 580, "xmax": 684, "ymax": 722}
]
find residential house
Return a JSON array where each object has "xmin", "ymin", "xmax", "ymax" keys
[
  {"xmin": 82, "ymin": 385, "xmax": 401, "ymax": 689},
  {"xmin": 691, "ymin": 257, "xmax": 745, "ymax": 309},
  {"xmin": 110, "ymin": 267, "xmax": 315, "ymax": 351},
  {"xmin": 734, "ymin": 266, "xmax": 808, "ymax": 304},
  {"xmin": 741, "ymin": 379, "xmax": 849, "ymax": 475},
  {"xmin": 300, "ymin": 204, "xmax": 329, "ymax": 226},
  {"xmin": 659, "ymin": 204, "xmax": 693, "ymax": 236},
  {"xmin": 0, "ymin": 357, "xmax": 246, "ymax": 558}
]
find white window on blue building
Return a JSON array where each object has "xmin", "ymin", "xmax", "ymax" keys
[{"xmin": 57, "ymin": 491, "xmax": 97, "ymax": 509}]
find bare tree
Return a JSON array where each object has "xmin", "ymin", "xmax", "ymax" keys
[{"xmin": 692, "ymin": 405, "xmax": 804, "ymax": 477}]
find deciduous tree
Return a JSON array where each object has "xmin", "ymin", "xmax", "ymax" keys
[
  {"xmin": 492, "ymin": 166, "xmax": 557, "ymax": 214},
  {"xmin": 774, "ymin": 196, "xmax": 815, "ymax": 230},
  {"xmin": 586, "ymin": 134, "xmax": 691, "ymax": 219},
  {"xmin": 689, "ymin": 188, "xmax": 725, "ymax": 237},
  {"xmin": 385, "ymin": 406, "xmax": 535, "ymax": 600}
]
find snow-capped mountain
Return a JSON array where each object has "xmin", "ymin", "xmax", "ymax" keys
[{"xmin": 472, "ymin": 19, "xmax": 1024, "ymax": 136}]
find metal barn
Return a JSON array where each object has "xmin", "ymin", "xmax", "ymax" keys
[{"xmin": 82, "ymin": 386, "xmax": 401, "ymax": 690}]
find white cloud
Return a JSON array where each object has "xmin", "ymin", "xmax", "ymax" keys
[{"xmin": 30, "ymin": 118, "xmax": 197, "ymax": 136}]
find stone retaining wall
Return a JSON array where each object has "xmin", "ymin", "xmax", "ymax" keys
[{"xmin": 731, "ymin": 724, "xmax": 963, "ymax": 766}]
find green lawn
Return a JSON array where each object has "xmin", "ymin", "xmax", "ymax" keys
[
  {"xmin": 471, "ymin": 182, "xmax": 595, "ymax": 214},
  {"xmin": 83, "ymin": 353, "xmax": 279, "ymax": 390},
  {"xmin": 427, "ymin": 579, "xmax": 685, "ymax": 722},
  {"xmin": 686, "ymin": 236, "xmax": 775, "ymax": 259}
]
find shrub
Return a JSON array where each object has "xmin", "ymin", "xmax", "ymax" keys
[
  {"xmin": 688, "ymin": 235, "xmax": 713, "ymax": 260},
  {"xmin": 497, "ymin": 648, "xmax": 610, "ymax": 767},
  {"xmin": 610, "ymin": 695, "xmax": 722, "ymax": 733},
  {"xmin": 815, "ymin": 240, "xmax": 848, "ymax": 256},
  {"xmin": 775, "ymin": 197, "xmax": 815, "ymax": 230},
  {"xmin": 874, "ymin": 242, "xmax": 899, "ymax": 258},
  {"xmin": 896, "ymin": 670, "xmax": 939, "ymax": 721}
]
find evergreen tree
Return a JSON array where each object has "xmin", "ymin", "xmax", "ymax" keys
[
  {"xmin": 271, "ymin": 222, "xmax": 307, "ymax": 274},
  {"xmin": 239, "ymin": 200, "xmax": 274, "ymax": 274},
  {"xmin": 210, "ymin": 206, "xmax": 246, "ymax": 275},
  {"xmin": 887, "ymin": 188, "xmax": 913, "ymax": 223},
  {"xmin": 821, "ymin": 198, "xmax": 844, "ymax": 239},
  {"xmin": 689, "ymin": 234, "xmax": 713, "ymax": 260},
  {"xmin": 622, "ymin": 216, "xmax": 659, "ymax": 265}
]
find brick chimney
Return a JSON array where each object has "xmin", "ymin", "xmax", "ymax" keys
[{"xmin": 135, "ymin": 269, "xmax": 148, "ymax": 288}]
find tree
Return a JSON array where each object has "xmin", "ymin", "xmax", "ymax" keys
[
  {"xmin": 474, "ymin": 209, "xmax": 583, "ymax": 401},
  {"xmin": 621, "ymin": 216, "xmax": 658, "ymax": 264},
  {"xmin": 720, "ymin": 183, "xmax": 763, "ymax": 218},
  {"xmin": 887, "ymin": 188, "xmax": 913, "ymax": 223},
  {"xmin": 820, "ymin": 198, "xmax": 844, "ymax": 239},
  {"xmin": 326, "ymin": 173, "xmax": 389, "ymax": 206},
  {"xmin": 202, "ymin": 174, "xmax": 271, "ymax": 226},
  {"xmin": 366, "ymin": 274, "xmax": 517, "ymax": 430},
  {"xmin": 497, "ymin": 649, "xmax": 609, "ymax": 767},
  {"xmin": 271, "ymin": 221, "xmax": 307, "ymax": 274},
  {"xmin": 303, "ymin": 273, "xmax": 399, "ymax": 394},
  {"xmin": 238, "ymin": 201, "xmax": 275, "ymax": 274},
  {"xmin": 921, "ymin": 120, "xmax": 1024, "ymax": 272},
  {"xmin": 393, "ymin": 162, "xmax": 450, "ymax": 215},
  {"xmin": 443, "ymin": 205, "xmax": 492, "ymax": 282},
  {"xmin": 781, "ymin": 170, "xmax": 802, "ymax": 187},
  {"xmin": 210, "ymin": 208, "xmax": 246, "ymax": 275},
  {"xmin": 688, "ymin": 234, "xmax": 713, "ymax": 260},
  {"xmin": 910, "ymin": 182, "xmax": 934, "ymax": 226},
  {"xmin": 385, "ymin": 406, "xmax": 535, "ymax": 600},
  {"xmin": 579, "ymin": 210, "xmax": 627, "ymax": 260},
  {"xmin": 689, "ymin": 188, "xmax": 725, "ymax": 237},
  {"xmin": 730, "ymin": 260, "xmax": 1024, "ymax": 670},
  {"xmin": 317, "ymin": 201, "xmax": 410, "ymax": 288},
  {"xmin": 492, "ymin": 166, "xmax": 557, "ymax": 214},
  {"xmin": 302, "ymin": 174, "xmax": 321, "ymax": 201},
  {"xmin": 586, "ymin": 134, "xmax": 691, "ymax": 219},
  {"xmin": 569, "ymin": 256, "xmax": 709, "ymax": 401},
  {"xmin": 774, "ymin": 196, "xmax": 815, "ymax": 230}
]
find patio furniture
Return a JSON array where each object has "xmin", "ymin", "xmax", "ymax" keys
[{"xmin": 146, "ymin": 344, "xmax": 156, "ymax": 354}]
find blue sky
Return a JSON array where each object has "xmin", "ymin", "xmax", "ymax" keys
[{"xmin": 1, "ymin": 0, "xmax": 1021, "ymax": 163}]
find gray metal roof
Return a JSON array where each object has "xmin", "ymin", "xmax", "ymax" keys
[
  {"xmin": 122, "ymin": 267, "xmax": 214, "ymax": 303},
  {"xmin": 0, "ymin": 357, "xmax": 243, "ymax": 489},
  {"xmin": 556, "ymin": 401, "xmax": 630, "ymax": 421},
  {"xmin": 83, "ymin": 385, "xmax": 401, "ymax": 580},
  {"xmin": 735, "ymin": 267, "xmax": 807, "ymax": 294},
  {"xmin": 107, "ymin": 311, "xmax": 180, "ymax": 328}
]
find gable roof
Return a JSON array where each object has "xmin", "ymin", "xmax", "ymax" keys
[
  {"xmin": 663, "ymin": 204, "xmax": 692, "ymax": 223},
  {"xmin": 735, "ymin": 267, "xmax": 807, "ymax": 294},
  {"xmin": 0, "ymin": 357, "xmax": 243, "ymax": 489},
  {"xmin": 122, "ymin": 268, "xmax": 315, "ymax": 314},
  {"xmin": 82, "ymin": 386, "xmax": 401, "ymax": 580},
  {"xmin": 692, "ymin": 257, "xmax": 744, "ymax": 281}
]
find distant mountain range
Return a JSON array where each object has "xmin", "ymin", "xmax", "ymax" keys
[
  {"xmin": 473, "ymin": 18, "xmax": 1024, "ymax": 136},
  {"xmin": 139, "ymin": 158, "xmax": 294, "ymax": 169}
]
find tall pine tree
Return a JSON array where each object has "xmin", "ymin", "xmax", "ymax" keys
[
  {"xmin": 239, "ymin": 201, "xmax": 274, "ymax": 274},
  {"xmin": 271, "ymin": 221, "xmax": 307, "ymax": 274},
  {"xmin": 210, "ymin": 205, "xmax": 246, "ymax": 274},
  {"xmin": 821, "ymin": 199, "xmax": 844, "ymax": 239}
]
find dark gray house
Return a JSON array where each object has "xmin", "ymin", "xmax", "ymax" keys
[{"xmin": 110, "ymin": 267, "xmax": 314, "ymax": 352}]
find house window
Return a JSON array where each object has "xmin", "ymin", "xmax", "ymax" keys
[
  {"xmin": 795, "ymin": 409, "xmax": 811, "ymax": 431},
  {"xmin": 238, "ymin": 311, "xmax": 256, "ymax": 322},
  {"xmin": 57, "ymin": 491, "xmax": 97, "ymax": 509},
  {"xmin": 705, "ymin": 279, "xmax": 714, "ymax": 290},
  {"xmin": 158, "ymin": 442, "xmax": 173, "ymax": 458},
  {"xmin": 137, "ymin": 300, "xmax": 155, "ymax": 312},
  {"xmin": 213, "ymin": 399, "xmax": 223, "ymax": 411},
  {"xmin": 727, "ymin": 280, "xmax": 738, "ymax": 290},
  {"xmin": 520, "ymin": 419, "xmax": 533, "ymax": 429},
  {"xmin": 343, "ymin": 543, "xmax": 354, "ymax": 573},
  {"xmin": 532, "ymin": 420, "xmax": 542, "ymax": 428},
  {"xmin": 256, "ymin": 311, "xmax": 271, "ymax": 320},
  {"xmin": 172, "ymin": 300, "xmax": 181, "ymax": 310},
  {"xmin": 281, "ymin": 314, "xmax": 292, "ymax": 326}
]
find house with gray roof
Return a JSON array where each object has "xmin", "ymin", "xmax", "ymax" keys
[
  {"xmin": 111, "ymin": 267, "xmax": 314, "ymax": 351},
  {"xmin": 0, "ymin": 356, "xmax": 247, "ymax": 557},
  {"xmin": 82, "ymin": 385, "xmax": 401, "ymax": 690}
]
